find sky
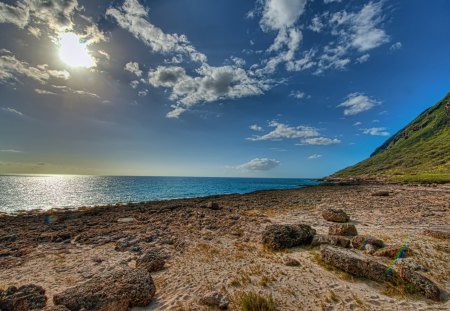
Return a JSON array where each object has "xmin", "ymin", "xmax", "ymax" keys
[{"xmin": 0, "ymin": 0, "xmax": 449, "ymax": 178}]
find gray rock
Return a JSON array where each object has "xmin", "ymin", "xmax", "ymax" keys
[
  {"xmin": 0, "ymin": 284, "xmax": 47, "ymax": 311},
  {"xmin": 311, "ymin": 234, "xmax": 351, "ymax": 248},
  {"xmin": 262, "ymin": 224, "xmax": 316, "ymax": 250},
  {"xmin": 328, "ymin": 223, "xmax": 358, "ymax": 236},
  {"xmin": 322, "ymin": 209, "xmax": 349, "ymax": 223},
  {"xmin": 320, "ymin": 245, "xmax": 395, "ymax": 282},
  {"xmin": 53, "ymin": 267, "xmax": 155, "ymax": 311},
  {"xmin": 199, "ymin": 291, "xmax": 229, "ymax": 309},
  {"xmin": 136, "ymin": 250, "xmax": 165, "ymax": 273}
]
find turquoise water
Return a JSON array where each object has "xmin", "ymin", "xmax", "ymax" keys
[{"xmin": 0, "ymin": 175, "xmax": 320, "ymax": 212}]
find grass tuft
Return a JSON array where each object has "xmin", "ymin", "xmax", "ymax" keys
[{"xmin": 237, "ymin": 291, "xmax": 277, "ymax": 311}]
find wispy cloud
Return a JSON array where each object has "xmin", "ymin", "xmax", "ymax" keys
[
  {"xmin": 2, "ymin": 107, "xmax": 24, "ymax": 116},
  {"xmin": 390, "ymin": 42, "xmax": 402, "ymax": 51},
  {"xmin": 361, "ymin": 127, "xmax": 390, "ymax": 136},
  {"xmin": 308, "ymin": 154, "xmax": 323, "ymax": 159},
  {"xmin": 337, "ymin": 92, "xmax": 380, "ymax": 116},
  {"xmin": 0, "ymin": 149, "xmax": 22, "ymax": 153},
  {"xmin": 249, "ymin": 124, "xmax": 263, "ymax": 132},
  {"xmin": 299, "ymin": 137, "xmax": 341, "ymax": 145},
  {"xmin": 247, "ymin": 120, "xmax": 319, "ymax": 141},
  {"xmin": 232, "ymin": 157, "xmax": 280, "ymax": 171}
]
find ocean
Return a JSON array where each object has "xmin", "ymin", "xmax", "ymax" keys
[{"xmin": 0, "ymin": 175, "xmax": 320, "ymax": 212}]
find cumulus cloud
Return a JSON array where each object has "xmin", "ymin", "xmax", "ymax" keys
[
  {"xmin": 50, "ymin": 85, "xmax": 101, "ymax": 99},
  {"xmin": 107, "ymin": 0, "xmax": 207, "ymax": 63},
  {"xmin": 148, "ymin": 64, "xmax": 271, "ymax": 118},
  {"xmin": 308, "ymin": 154, "xmax": 322, "ymax": 159},
  {"xmin": 2, "ymin": 107, "xmax": 24, "ymax": 116},
  {"xmin": 361, "ymin": 127, "xmax": 390, "ymax": 136},
  {"xmin": 250, "ymin": 124, "xmax": 263, "ymax": 131},
  {"xmin": 337, "ymin": 92, "xmax": 380, "ymax": 116},
  {"xmin": 0, "ymin": 52, "xmax": 70, "ymax": 84},
  {"xmin": 300, "ymin": 137, "xmax": 341, "ymax": 145},
  {"xmin": 247, "ymin": 120, "xmax": 319, "ymax": 141},
  {"xmin": 234, "ymin": 158, "xmax": 280, "ymax": 171},
  {"xmin": 260, "ymin": 0, "xmax": 307, "ymax": 31},
  {"xmin": 124, "ymin": 61, "xmax": 142, "ymax": 77}
]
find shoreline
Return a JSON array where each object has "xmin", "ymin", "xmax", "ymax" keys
[{"xmin": 1, "ymin": 183, "xmax": 449, "ymax": 310}]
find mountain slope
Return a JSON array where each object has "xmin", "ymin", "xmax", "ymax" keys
[{"xmin": 332, "ymin": 93, "xmax": 450, "ymax": 182}]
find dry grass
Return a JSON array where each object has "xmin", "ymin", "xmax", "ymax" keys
[{"xmin": 236, "ymin": 291, "xmax": 277, "ymax": 311}]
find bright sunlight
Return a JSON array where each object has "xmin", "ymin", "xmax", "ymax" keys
[{"xmin": 58, "ymin": 32, "xmax": 95, "ymax": 68}]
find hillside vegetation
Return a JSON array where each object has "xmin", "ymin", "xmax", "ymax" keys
[{"xmin": 332, "ymin": 93, "xmax": 450, "ymax": 182}]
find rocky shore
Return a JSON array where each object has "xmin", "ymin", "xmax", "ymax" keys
[{"xmin": 1, "ymin": 183, "xmax": 449, "ymax": 310}]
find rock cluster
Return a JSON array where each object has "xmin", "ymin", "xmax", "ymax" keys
[
  {"xmin": 262, "ymin": 224, "xmax": 316, "ymax": 250},
  {"xmin": 136, "ymin": 249, "xmax": 166, "ymax": 273},
  {"xmin": 328, "ymin": 223, "xmax": 358, "ymax": 236}
]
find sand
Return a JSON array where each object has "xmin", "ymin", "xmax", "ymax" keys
[{"xmin": 0, "ymin": 183, "xmax": 449, "ymax": 310}]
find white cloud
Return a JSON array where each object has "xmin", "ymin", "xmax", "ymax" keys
[
  {"xmin": 35, "ymin": 88, "xmax": 57, "ymax": 95},
  {"xmin": 308, "ymin": 154, "xmax": 322, "ymax": 159},
  {"xmin": 50, "ymin": 85, "xmax": 101, "ymax": 99},
  {"xmin": 138, "ymin": 90, "xmax": 148, "ymax": 96},
  {"xmin": 2, "ymin": 107, "xmax": 24, "ymax": 116},
  {"xmin": 300, "ymin": 137, "xmax": 341, "ymax": 145},
  {"xmin": 0, "ymin": 52, "xmax": 70, "ymax": 84},
  {"xmin": 230, "ymin": 56, "xmax": 246, "ymax": 67},
  {"xmin": 337, "ymin": 92, "xmax": 380, "ymax": 116},
  {"xmin": 309, "ymin": 16, "xmax": 324, "ymax": 32},
  {"xmin": 361, "ymin": 127, "xmax": 390, "ymax": 136},
  {"xmin": 260, "ymin": 0, "xmax": 307, "ymax": 31},
  {"xmin": 107, "ymin": 0, "xmax": 207, "ymax": 63},
  {"xmin": 356, "ymin": 53, "xmax": 370, "ymax": 63},
  {"xmin": 324, "ymin": 0, "xmax": 342, "ymax": 3},
  {"xmin": 0, "ymin": 149, "xmax": 22, "ymax": 153},
  {"xmin": 234, "ymin": 158, "xmax": 280, "ymax": 171},
  {"xmin": 130, "ymin": 80, "xmax": 139, "ymax": 89},
  {"xmin": 148, "ymin": 64, "xmax": 271, "ymax": 118},
  {"xmin": 290, "ymin": 90, "xmax": 306, "ymax": 99},
  {"xmin": 390, "ymin": 42, "xmax": 402, "ymax": 51},
  {"xmin": 353, "ymin": 121, "xmax": 362, "ymax": 126},
  {"xmin": 124, "ymin": 61, "xmax": 142, "ymax": 77},
  {"xmin": 250, "ymin": 124, "xmax": 263, "ymax": 131},
  {"xmin": 247, "ymin": 120, "xmax": 319, "ymax": 141}
]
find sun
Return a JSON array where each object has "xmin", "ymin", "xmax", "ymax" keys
[{"xmin": 58, "ymin": 32, "xmax": 95, "ymax": 68}]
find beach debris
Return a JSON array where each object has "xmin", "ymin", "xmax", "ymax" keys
[
  {"xmin": 371, "ymin": 191, "xmax": 390, "ymax": 197},
  {"xmin": 53, "ymin": 267, "xmax": 156, "ymax": 311},
  {"xmin": 394, "ymin": 260, "xmax": 445, "ymax": 301},
  {"xmin": 423, "ymin": 228, "xmax": 450, "ymax": 239},
  {"xmin": 117, "ymin": 217, "xmax": 137, "ymax": 223},
  {"xmin": 199, "ymin": 291, "xmax": 229, "ymax": 309},
  {"xmin": 136, "ymin": 249, "xmax": 165, "ymax": 272},
  {"xmin": 262, "ymin": 224, "xmax": 316, "ymax": 250},
  {"xmin": 311, "ymin": 234, "xmax": 351, "ymax": 248},
  {"xmin": 283, "ymin": 256, "xmax": 301, "ymax": 266},
  {"xmin": 320, "ymin": 245, "xmax": 395, "ymax": 282},
  {"xmin": 322, "ymin": 208, "xmax": 349, "ymax": 223},
  {"xmin": 373, "ymin": 244, "xmax": 412, "ymax": 259},
  {"xmin": 0, "ymin": 284, "xmax": 47, "ymax": 311},
  {"xmin": 351, "ymin": 235, "xmax": 384, "ymax": 251},
  {"xmin": 328, "ymin": 223, "xmax": 358, "ymax": 236}
]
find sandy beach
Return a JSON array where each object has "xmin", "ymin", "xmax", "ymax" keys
[{"xmin": 1, "ymin": 182, "xmax": 449, "ymax": 310}]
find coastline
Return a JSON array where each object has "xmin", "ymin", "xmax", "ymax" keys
[{"xmin": 1, "ymin": 183, "xmax": 449, "ymax": 310}]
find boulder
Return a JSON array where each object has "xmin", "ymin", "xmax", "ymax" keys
[
  {"xmin": 0, "ymin": 284, "xmax": 47, "ymax": 311},
  {"xmin": 328, "ymin": 224, "xmax": 358, "ymax": 236},
  {"xmin": 53, "ymin": 267, "xmax": 156, "ymax": 311},
  {"xmin": 311, "ymin": 234, "xmax": 351, "ymax": 248},
  {"xmin": 322, "ymin": 209, "xmax": 349, "ymax": 223},
  {"xmin": 423, "ymin": 229, "xmax": 450, "ymax": 240},
  {"xmin": 373, "ymin": 245, "xmax": 411, "ymax": 259},
  {"xmin": 262, "ymin": 224, "xmax": 316, "ymax": 250},
  {"xmin": 199, "ymin": 291, "xmax": 229, "ymax": 309},
  {"xmin": 320, "ymin": 245, "xmax": 395, "ymax": 282},
  {"xmin": 395, "ymin": 260, "xmax": 444, "ymax": 301},
  {"xmin": 136, "ymin": 250, "xmax": 165, "ymax": 273},
  {"xmin": 351, "ymin": 235, "xmax": 384, "ymax": 250}
]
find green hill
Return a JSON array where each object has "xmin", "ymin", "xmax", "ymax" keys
[{"xmin": 332, "ymin": 93, "xmax": 450, "ymax": 183}]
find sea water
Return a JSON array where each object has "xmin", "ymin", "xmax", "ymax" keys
[{"xmin": 0, "ymin": 175, "xmax": 320, "ymax": 212}]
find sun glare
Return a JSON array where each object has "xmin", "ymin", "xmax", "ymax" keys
[{"xmin": 58, "ymin": 32, "xmax": 95, "ymax": 68}]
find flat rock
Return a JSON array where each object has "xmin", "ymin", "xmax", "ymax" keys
[
  {"xmin": 262, "ymin": 224, "xmax": 316, "ymax": 250},
  {"xmin": 136, "ymin": 250, "xmax": 165, "ymax": 273},
  {"xmin": 320, "ymin": 245, "xmax": 395, "ymax": 282},
  {"xmin": 53, "ymin": 266, "xmax": 156, "ymax": 311},
  {"xmin": 311, "ymin": 234, "xmax": 351, "ymax": 248},
  {"xmin": 199, "ymin": 291, "xmax": 229, "ymax": 309},
  {"xmin": 423, "ymin": 228, "xmax": 450, "ymax": 240},
  {"xmin": 395, "ymin": 260, "xmax": 444, "ymax": 301},
  {"xmin": 322, "ymin": 209, "xmax": 349, "ymax": 223},
  {"xmin": 0, "ymin": 284, "xmax": 47, "ymax": 311},
  {"xmin": 328, "ymin": 223, "xmax": 358, "ymax": 236}
]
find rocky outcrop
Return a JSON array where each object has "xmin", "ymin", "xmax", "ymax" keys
[
  {"xmin": 320, "ymin": 245, "xmax": 395, "ymax": 282},
  {"xmin": 136, "ymin": 249, "xmax": 165, "ymax": 273},
  {"xmin": 262, "ymin": 224, "xmax": 316, "ymax": 250},
  {"xmin": 322, "ymin": 209, "xmax": 349, "ymax": 223},
  {"xmin": 53, "ymin": 267, "xmax": 156, "ymax": 311},
  {"xmin": 328, "ymin": 223, "xmax": 358, "ymax": 236},
  {"xmin": 199, "ymin": 291, "xmax": 229, "ymax": 309},
  {"xmin": 0, "ymin": 284, "xmax": 47, "ymax": 311},
  {"xmin": 311, "ymin": 234, "xmax": 351, "ymax": 248}
]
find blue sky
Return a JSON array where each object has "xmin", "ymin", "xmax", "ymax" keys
[{"xmin": 0, "ymin": 0, "xmax": 449, "ymax": 177}]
